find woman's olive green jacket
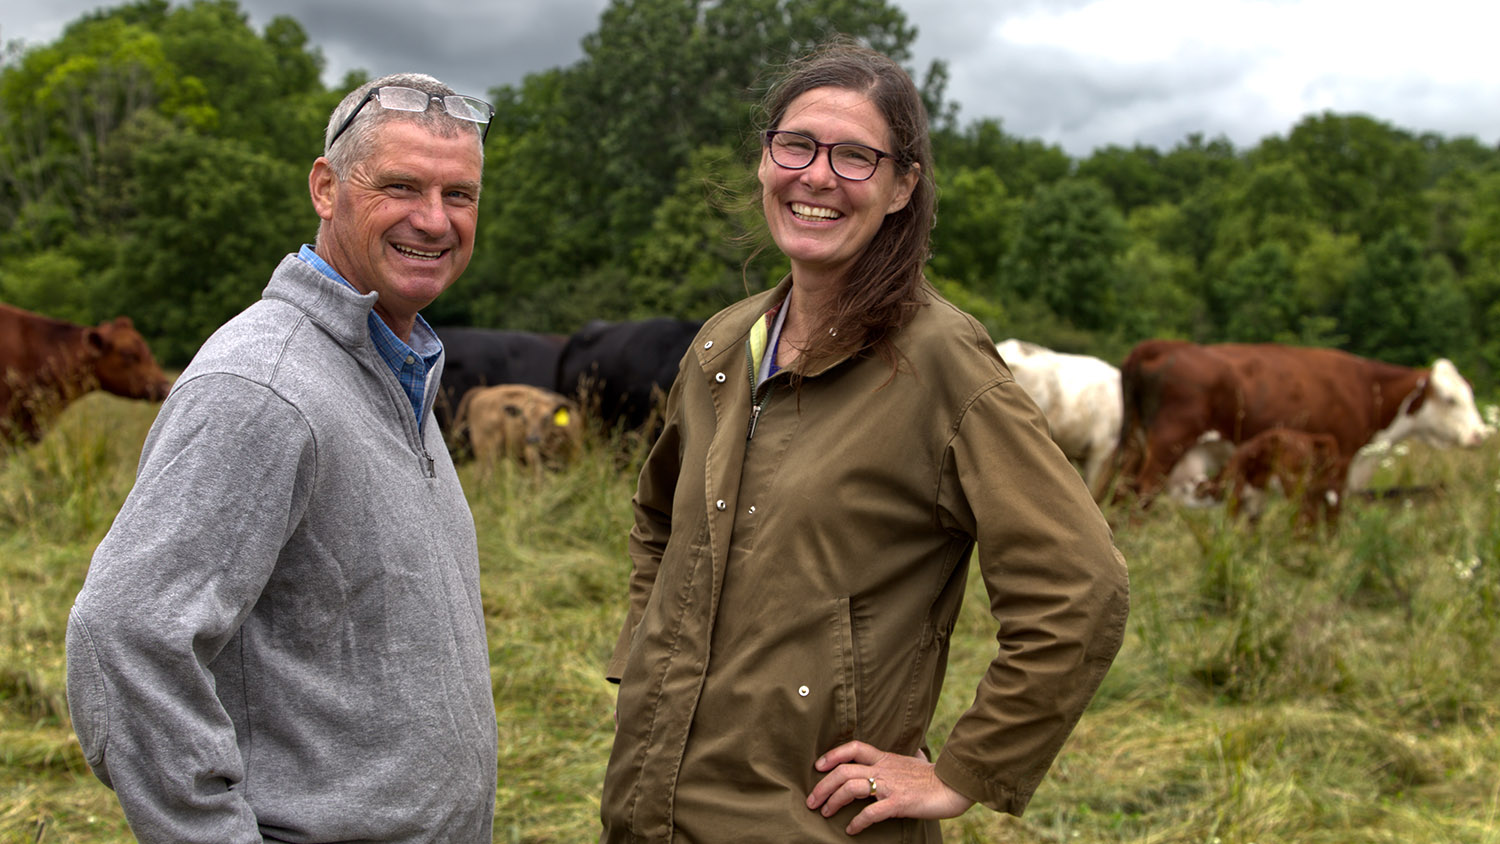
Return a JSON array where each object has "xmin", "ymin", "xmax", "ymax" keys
[{"xmin": 601, "ymin": 279, "xmax": 1129, "ymax": 842}]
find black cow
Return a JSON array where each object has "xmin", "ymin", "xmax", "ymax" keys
[
  {"xmin": 432, "ymin": 328, "xmax": 567, "ymax": 432},
  {"xmin": 554, "ymin": 318, "xmax": 704, "ymax": 435}
]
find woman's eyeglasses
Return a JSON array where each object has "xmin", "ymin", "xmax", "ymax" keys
[{"xmin": 763, "ymin": 130, "xmax": 896, "ymax": 181}]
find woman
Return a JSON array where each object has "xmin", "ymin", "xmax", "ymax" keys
[{"xmin": 600, "ymin": 40, "xmax": 1128, "ymax": 842}]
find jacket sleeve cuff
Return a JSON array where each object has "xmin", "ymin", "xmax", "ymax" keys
[
  {"xmin": 934, "ymin": 752, "xmax": 1031, "ymax": 816},
  {"xmin": 604, "ymin": 623, "xmax": 633, "ymax": 683}
]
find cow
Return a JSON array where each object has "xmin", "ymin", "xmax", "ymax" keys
[
  {"xmin": 1, "ymin": 304, "xmax": 172, "ymax": 443},
  {"xmin": 996, "ymin": 338, "xmax": 1121, "ymax": 498},
  {"xmin": 1197, "ymin": 427, "xmax": 1351, "ymax": 528},
  {"xmin": 1116, "ymin": 339, "xmax": 1491, "ymax": 504},
  {"xmin": 554, "ymin": 317, "xmax": 704, "ymax": 435},
  {"xmin": 432, "ymin": 327, "xmax": 568, "ymax": 433},
  {"xmin": 450, "ymin": 383, "xmax": 584, "ymax": 474},
  {"xmin": 1162, "ymin": 431, "xmax": 1236, "ymax": 508}
]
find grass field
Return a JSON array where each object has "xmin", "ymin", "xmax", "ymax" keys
[{"xmin": 3, "ymin": 391, "xmax": 1498, "ymax": 843}]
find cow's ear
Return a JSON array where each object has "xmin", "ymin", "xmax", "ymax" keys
[
  {"xmin": 84, "ymin": 327, "xmax": 106, "ymax": 353},
  {"xmin": 1405, "ymin": 376, "xmax": 1429, "ymax": 415}
]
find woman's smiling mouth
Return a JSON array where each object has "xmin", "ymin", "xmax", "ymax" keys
[{"xmin": 791, "ymin": 202, "xmax": 842, "ymax": 222}]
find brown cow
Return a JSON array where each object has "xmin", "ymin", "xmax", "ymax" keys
[
  {"xmin": 451, "ymin": 383, "xmax": 583, "ymax": 474},
  {"xmin": 1116, "ymin": 340, "xmax": 1490, "ymax": 504},
  {"xmin": 1198, "ymin": 428, "xmax": 1351, "ymax": 528},
  {"xmin": 1, "ymin": 304, "xmax": 172, "ymax": 443}
]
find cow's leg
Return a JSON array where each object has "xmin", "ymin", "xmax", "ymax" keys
[
  {"xmin": 1130, "ymin": 426, "xmax": 1199, "ymax": 504},
  {"xmin": 1083, "ymin": 444, "xmax": 1117, "ymax": 503}
]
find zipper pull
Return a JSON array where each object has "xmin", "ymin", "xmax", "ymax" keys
[{"xmin": 747, "ymin": 403, "xmax": 762, "ymax": 440}]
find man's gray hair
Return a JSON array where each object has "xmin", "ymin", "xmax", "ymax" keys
[{"xmin": 321, "ymin": 72, "xmax": 485, "ymax": 176}]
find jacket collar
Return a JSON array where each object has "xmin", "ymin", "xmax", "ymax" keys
[
  {"xmin": 261, "ymin": 253, "xmax": 376, "ymax": 351},
  {"xmin": 695, "ymin": 275, "xmax": 863, "ymax": 380}
]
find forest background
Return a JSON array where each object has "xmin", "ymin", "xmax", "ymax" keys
[{"xmin": 3, "ymin": 0, "xmax": 1500, "ymax": 393}]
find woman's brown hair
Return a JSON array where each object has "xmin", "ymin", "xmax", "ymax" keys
[{"xmin": 755, "ymin": 37, "xmax": 936, "ymax": 373}]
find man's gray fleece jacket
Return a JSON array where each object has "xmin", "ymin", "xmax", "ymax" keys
[{"xmin": 66, "ymin": 256, "xmax": 499, "ymax": 843}]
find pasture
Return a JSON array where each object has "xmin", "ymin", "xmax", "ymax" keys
[{"xmin": 2, "ymin": 392, "xmax": 1498, "ymax": 843}]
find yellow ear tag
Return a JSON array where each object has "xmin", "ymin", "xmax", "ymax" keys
[{"xmin": 553, "ymin": 408, "xmax": 571, "ymax": 427}]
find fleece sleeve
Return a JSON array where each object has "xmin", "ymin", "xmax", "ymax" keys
[{"xmin": 66, "ymin": 373, "xmax": 315, "ymax": 844}]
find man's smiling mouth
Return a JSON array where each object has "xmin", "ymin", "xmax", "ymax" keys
[{"xmin": 394, "ymin": 244, "xmax": 444, "ymax": 260}]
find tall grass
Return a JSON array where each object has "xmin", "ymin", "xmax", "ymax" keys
[
  {"xmin": 2, "ymin": 398, "xmax": 1498, "ymax": 843},
  {"xmin": 1, "ymin": 393, "xmax": 158, "ymax": 844}
]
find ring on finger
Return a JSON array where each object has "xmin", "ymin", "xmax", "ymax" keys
[{"xmin": 867, "ymin": 776, "xmax": 878, "ymax": 799}]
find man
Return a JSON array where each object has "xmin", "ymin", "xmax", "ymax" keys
[{"xmin": 66, "ymin": 73, "xmax": 498, "ymax": 842}]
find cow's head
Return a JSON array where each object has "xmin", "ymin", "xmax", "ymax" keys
[
  {"xmin": 86, "ymin": 317, "xmax": 172, "ymax": 402},
  {"xmin": 1170, "ymin": 430, "xmax": 1235, "ymax": 507},
  {"xmin": 1390, "ymin": 358, "xmax": 1490, "ymax": 449},
  {"xmin": 488, "ymin": 385, "xmax": 583, "ymax": 466},
  {"xmin": 536, "ymin": 398, "xmax": 584, "ymax": 465}
]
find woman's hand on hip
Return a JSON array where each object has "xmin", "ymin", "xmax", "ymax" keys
[{"xmin": 806, "ymin": 740, "xmax": 975, "ymax": 835}]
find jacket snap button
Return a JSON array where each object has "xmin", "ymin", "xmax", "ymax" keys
[
  {"xmin": 716, "ymin": 500, "xmax": 727, "ymax": 511},
  {"xmin": 715, "ymin": 372, "xmax": 726, "ymax": 383},
  {"xmin": 798, "ymin": 685, "xmax": 810, "ymax": 697},
  {"xmin": 747, "ymin": 505, "xmax": 756, "ymax": 514},
  {"xmin": 704, "ymin": 340, "xmax": 714, "ymax": 350}
]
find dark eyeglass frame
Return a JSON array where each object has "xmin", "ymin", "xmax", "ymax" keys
[
  {"xmin": 763, "ymin": 129, "xmax": 897, "ymax": 181},
  {"xmin": 327, "ymin": 86, "xmax": 495, "ymax": 151}
]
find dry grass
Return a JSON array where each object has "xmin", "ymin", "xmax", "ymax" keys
[{"xmin": 2, "ymin": 396, "xmax": 1498, "ymax": 842}]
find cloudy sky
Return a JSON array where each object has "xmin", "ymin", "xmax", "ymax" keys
[{"xmin": 5, "ymin": 0, "xmax": 1498, "ymax": 157}]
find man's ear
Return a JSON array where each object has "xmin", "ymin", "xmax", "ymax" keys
[{"xmin": 309, "ymin": 158, "xmax": 338, "ymax": 222}]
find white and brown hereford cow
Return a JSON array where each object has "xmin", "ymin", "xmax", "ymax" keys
[
  {"xmin": 1116, "ymin": 340, "xmax": 1491, "ymax": 505},
  {"xmin": 996, "ymin": 338, "xmax": 1121, "ymax": 499}
]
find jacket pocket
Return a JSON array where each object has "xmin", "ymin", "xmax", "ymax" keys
[
  {"xmin": 64, "ymin": 610, "xmax": 111, "ymax": 777},
  {"xmin": 829, "ymin": 596, "xmax": 860, "ymax": 743}
]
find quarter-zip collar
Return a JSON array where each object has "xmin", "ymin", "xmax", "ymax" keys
[{"xmin": 262, "ymin": 253, "xmax": 443, "ymax": 477}]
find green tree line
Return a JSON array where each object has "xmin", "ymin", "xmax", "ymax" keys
[{"xmin": 4, "ymin": 0, "xmax": 1499, "ymax": 391}]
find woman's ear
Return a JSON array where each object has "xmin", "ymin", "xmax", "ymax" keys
[{"xmin": 886, "ymin": 162, "xmax": 919, "ymax": 215}]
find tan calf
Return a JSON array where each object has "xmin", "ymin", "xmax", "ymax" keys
[{"xmin": 452, "ymin": 384, "xmax": 583, "ymax": 472}]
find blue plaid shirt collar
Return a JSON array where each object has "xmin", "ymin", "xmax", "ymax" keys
[{"xmin": 297, "ymin": 245, "xmax": 442, "ymax": 430}]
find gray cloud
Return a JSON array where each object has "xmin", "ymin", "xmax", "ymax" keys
[
  {"xmin": 234, "ymin": 0, "xmax": 608, "ymax": 98},
  {"xmin": 7, "ymin": 0, "xmax": 1499, "ymax": 157},
  {"xmin": 990, "ymin": 44, "xmax": 1276, "ymax": 151}
]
